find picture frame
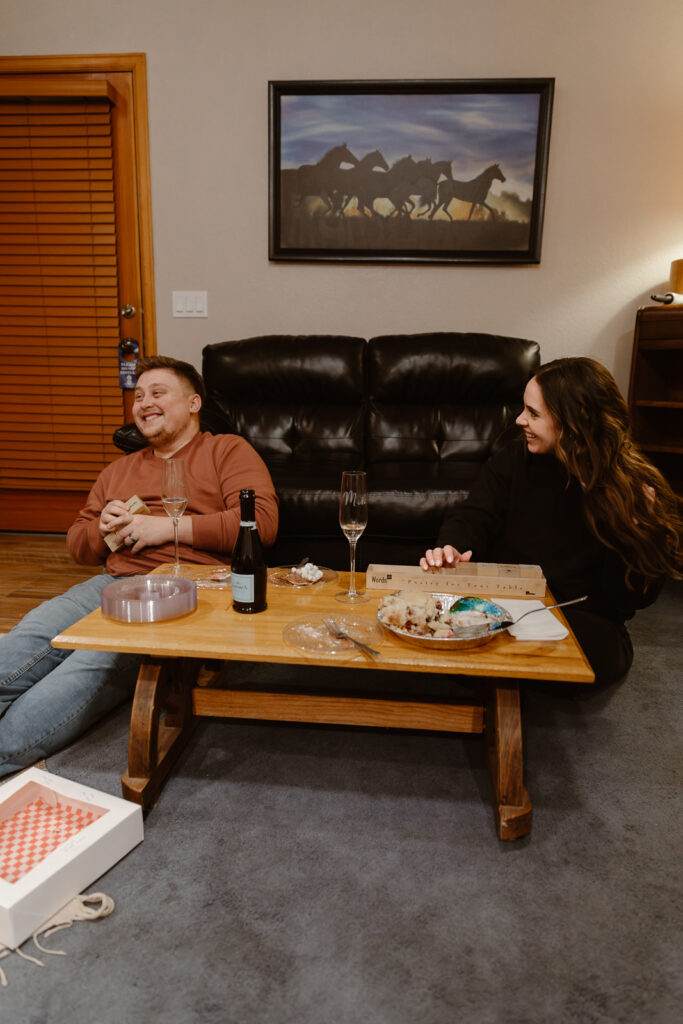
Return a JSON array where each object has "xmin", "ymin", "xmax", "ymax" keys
[{"xmin": 269, "ymin": 78, "xmax": 554, "ymax": 265}]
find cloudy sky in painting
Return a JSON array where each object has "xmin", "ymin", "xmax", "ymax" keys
[{"xmin": 280, "ymin": 91, "xmax": 542, "ymax": 200}]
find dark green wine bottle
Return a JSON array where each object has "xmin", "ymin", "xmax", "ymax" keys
[{"xmin": 231, "ymin": 489, "xmax": 267, "ymax": 613}]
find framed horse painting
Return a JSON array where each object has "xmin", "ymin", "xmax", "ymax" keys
[{"xmin": 269, "ymin": 78, "xmax": 554, "ymax": 265}]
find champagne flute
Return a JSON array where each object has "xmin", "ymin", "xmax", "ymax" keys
[
  {"xmin": 335, "ymin": 469, "xmax": 369, "ymax": 604},
  {"xmin": 161, "ymin": 458, "xmax": 188, "ymax": 574}
]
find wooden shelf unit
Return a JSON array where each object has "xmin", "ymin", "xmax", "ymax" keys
[{"xmin": 628, "ymin": 305, "xmax": 683, "ymax": 497}]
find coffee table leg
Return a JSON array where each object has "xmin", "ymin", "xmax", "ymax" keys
[
  {"xmin": 121, "ymin": 656, "xmax": 199, "ymax": 809},
  {"xmin": 486, "ymin": 683, "xmax": 532, "ymax": 840}
]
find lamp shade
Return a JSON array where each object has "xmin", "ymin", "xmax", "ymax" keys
[{"xmin": 670, "ymin": 259, "xmax": 683, "ymax": 292}]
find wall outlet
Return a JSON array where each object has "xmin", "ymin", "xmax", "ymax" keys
[{"xmin": 172, "ymin": 290, "xmax": 208, "ymax": 317}]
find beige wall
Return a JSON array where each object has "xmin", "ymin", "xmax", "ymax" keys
[{"xmin": 3, "ymin": 0, "xmax": 683, "ymax": 391}]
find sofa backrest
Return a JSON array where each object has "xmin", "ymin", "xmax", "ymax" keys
[
  {"xmin": 366, "ymin": 332, "xmax": 540, "ymax": 464},
  {"xmin": 201, "ymin": 335, "xmax": 367, "ymax": 462}
]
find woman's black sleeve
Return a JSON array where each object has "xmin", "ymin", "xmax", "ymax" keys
[
  {"xmin": 600, "ymin": 549, "xmax": 665, "ymax": 619},
  {"xmin": 435, "ymin": 446, "xmax": 515, "ymax": 556}
]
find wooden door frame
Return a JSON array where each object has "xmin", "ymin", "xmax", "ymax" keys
[
  {"xmin": 0, "ymin": 52, "xmax": 157, "ymax": 355},
  {"xmin": 0, "ymin": 54, "xmax": 157, "ymax": 532}
]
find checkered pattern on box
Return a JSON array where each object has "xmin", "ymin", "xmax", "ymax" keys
[{"xmin": 0, "ymin": 796, "xmax": 103, "ymax": 884}]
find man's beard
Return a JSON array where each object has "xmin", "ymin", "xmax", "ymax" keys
[
  {"xmin": 142, "ymin": 423, "xmax": 172, "ymax": 445},
  {"xmin": 136, "ymin": 417, "xmax": 175, "ymax": 447}
]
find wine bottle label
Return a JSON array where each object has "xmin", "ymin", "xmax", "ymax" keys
[
  {"xmin": 231, "ymin": 573, "xmax": 255, "ymax": 603},
  {"xmin": 239, "ymin": 520, "xmax": 256, "ymax": 528}
]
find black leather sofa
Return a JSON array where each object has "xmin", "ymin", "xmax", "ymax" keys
[{"xmin": 115, "ymin": 332, "xmax": 540, "ymax": 570}]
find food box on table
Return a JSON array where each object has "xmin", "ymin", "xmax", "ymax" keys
[
  {"xmin": 0, "ymin": 768, "xmax": 143, "ymax": 949},
  {"xmin": 365, "ymin": 562, "xmax": 547, "ymax": 598}
]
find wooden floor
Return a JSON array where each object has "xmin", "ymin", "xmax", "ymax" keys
[{"xmin": 0, "ymin": 532, "xmax": 102, "ymax": 634}]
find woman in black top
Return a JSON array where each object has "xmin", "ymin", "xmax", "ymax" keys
[{"xmin": 421, "ymin": 357, "xmax": 683, "ymax": 686}]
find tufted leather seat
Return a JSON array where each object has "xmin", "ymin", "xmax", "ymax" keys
[
  {"xmin": 362, "ymin": 333, "xmax": 539, "ymax": 561},
  {"xmin": 113, "ymin": 332, "xmax": 540, "ymax": 569}
]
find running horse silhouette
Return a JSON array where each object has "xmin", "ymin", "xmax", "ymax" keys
[
  {"xmin": 282, "ymin": 144, "xmax": 359, "ymax": 212},
  {"xmin": 410, "ymin": 159, "xmax": 454, "ymax": 218},
  {"xmin": 351, "ymin": 156, "xmax": 421, "ymax": 218},
  {"xmin": 331, "ymin": 149, "xmax": 390, "ymax": 215},
  {"xmin": 389, "ymin": 158, "xmax": 453, "ymax": 218},
  {"xmin": 430, "ymin": 163, "xmax": 506, "ymax": 221}
]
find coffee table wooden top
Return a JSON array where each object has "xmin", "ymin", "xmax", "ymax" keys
[{"xmin": 52, "ymin": 571, "xmax": 594, "ymax": 684}]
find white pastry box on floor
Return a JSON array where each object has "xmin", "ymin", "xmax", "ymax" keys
[{"xmin": 0, "ymin": 768, "xmax": 143, "ymax": 948}]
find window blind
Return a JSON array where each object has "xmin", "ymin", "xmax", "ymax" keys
[{"xmin": 0, "ymin": 92, "xmax": 123, "ymax": 490}]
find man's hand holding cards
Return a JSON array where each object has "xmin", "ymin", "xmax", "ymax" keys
[{"xmin": 103, "ymin": 494, "xmax": 152, "ymax": 552}]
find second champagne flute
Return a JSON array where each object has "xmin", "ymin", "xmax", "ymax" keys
[
  {"xmin": 336, "ymin": 469, "xmax": 369, "ymax": 604},
  {"xmin": 161, "ymin": 458, "xmax": 188, "ymax": 574}
]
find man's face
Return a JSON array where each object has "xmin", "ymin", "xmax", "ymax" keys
[{"xmin": 133, "ymin": 369, "xmax": 200, "ymax": 449}]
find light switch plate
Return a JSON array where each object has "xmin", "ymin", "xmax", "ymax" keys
[{"xmin": 172, "ymin": 291, "xmax": 208, "ymax": 317}]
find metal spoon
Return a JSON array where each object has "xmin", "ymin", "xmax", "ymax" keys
[
  {"xmin": 447, "ymin": 595, "xmax": 589, "ymax": 638},
  {"xmin": 490, "ymin": 594, "xmax": 589, "ymax": 632}
]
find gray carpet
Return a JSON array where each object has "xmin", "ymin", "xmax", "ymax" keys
[{"xmin": 1, "ymin": 583, "xmax": 681, "ymax": 1023}]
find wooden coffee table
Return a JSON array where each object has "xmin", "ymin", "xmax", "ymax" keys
[{"xmin": 51, "ymin": 571, "xmax": 594, "ymax": 840}]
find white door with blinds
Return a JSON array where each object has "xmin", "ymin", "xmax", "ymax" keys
[{"xmin": 0, "ymin": 56, "xmax": 155, "ymax": 532}]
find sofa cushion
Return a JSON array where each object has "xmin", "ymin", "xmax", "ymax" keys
[
  {"xmin": 202, "ymin": 335, "xmax": 367, "ymax": 460},
  {"xmin": 366, "ymin": 332, "xmax": 540, "ymax": 464},
  {"xmin": 368, "ymin": 404, "xmax": 518, "ymax": 462},
  {"xmin": 266, "ymin": 454, "xmax": 358, "ymax": 536},
  {"xmin": 366, "ymin": 460, "xmax": 481, "ymax": 536}
]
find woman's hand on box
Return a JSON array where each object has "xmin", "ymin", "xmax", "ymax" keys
[{"xmin": 420, "ymin": 546, "xmax": 472, "ymax": 571}]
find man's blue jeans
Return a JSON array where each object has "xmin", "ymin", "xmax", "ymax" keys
[{"xmin": 0, "ymin": 575, "xmax": 141, "ymax": 777}]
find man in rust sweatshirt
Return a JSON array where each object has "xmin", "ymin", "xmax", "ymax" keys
[{"xmin": 0, "ymin": 355, "xmax": 278, "ymax": 777}]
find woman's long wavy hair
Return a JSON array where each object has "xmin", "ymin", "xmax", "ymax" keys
[{"xmin": 534, "ymin": 357, "xmax": 683, "ymax": 584}]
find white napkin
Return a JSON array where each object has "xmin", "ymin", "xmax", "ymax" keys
[{"xmin": 496, "ymin": 599, "xmax": 569, "ymax": 641}]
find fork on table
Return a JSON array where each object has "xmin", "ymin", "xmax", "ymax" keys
[{"xmin": 322, "ymin": 618, "xmax": 380, "ymax": 660}]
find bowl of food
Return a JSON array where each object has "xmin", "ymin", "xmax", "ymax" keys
[{"xmin": 376, "ymin": 590, "xmax": 510, "ymax": 650}]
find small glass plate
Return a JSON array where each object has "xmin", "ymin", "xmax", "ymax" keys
[
  {"xmin": 283, "ymin": 613, "xmax": 383, "ymax": 656},
  {"xmin": 269, "ymin": 565, "xmax": 337, "ymax": 588}
]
